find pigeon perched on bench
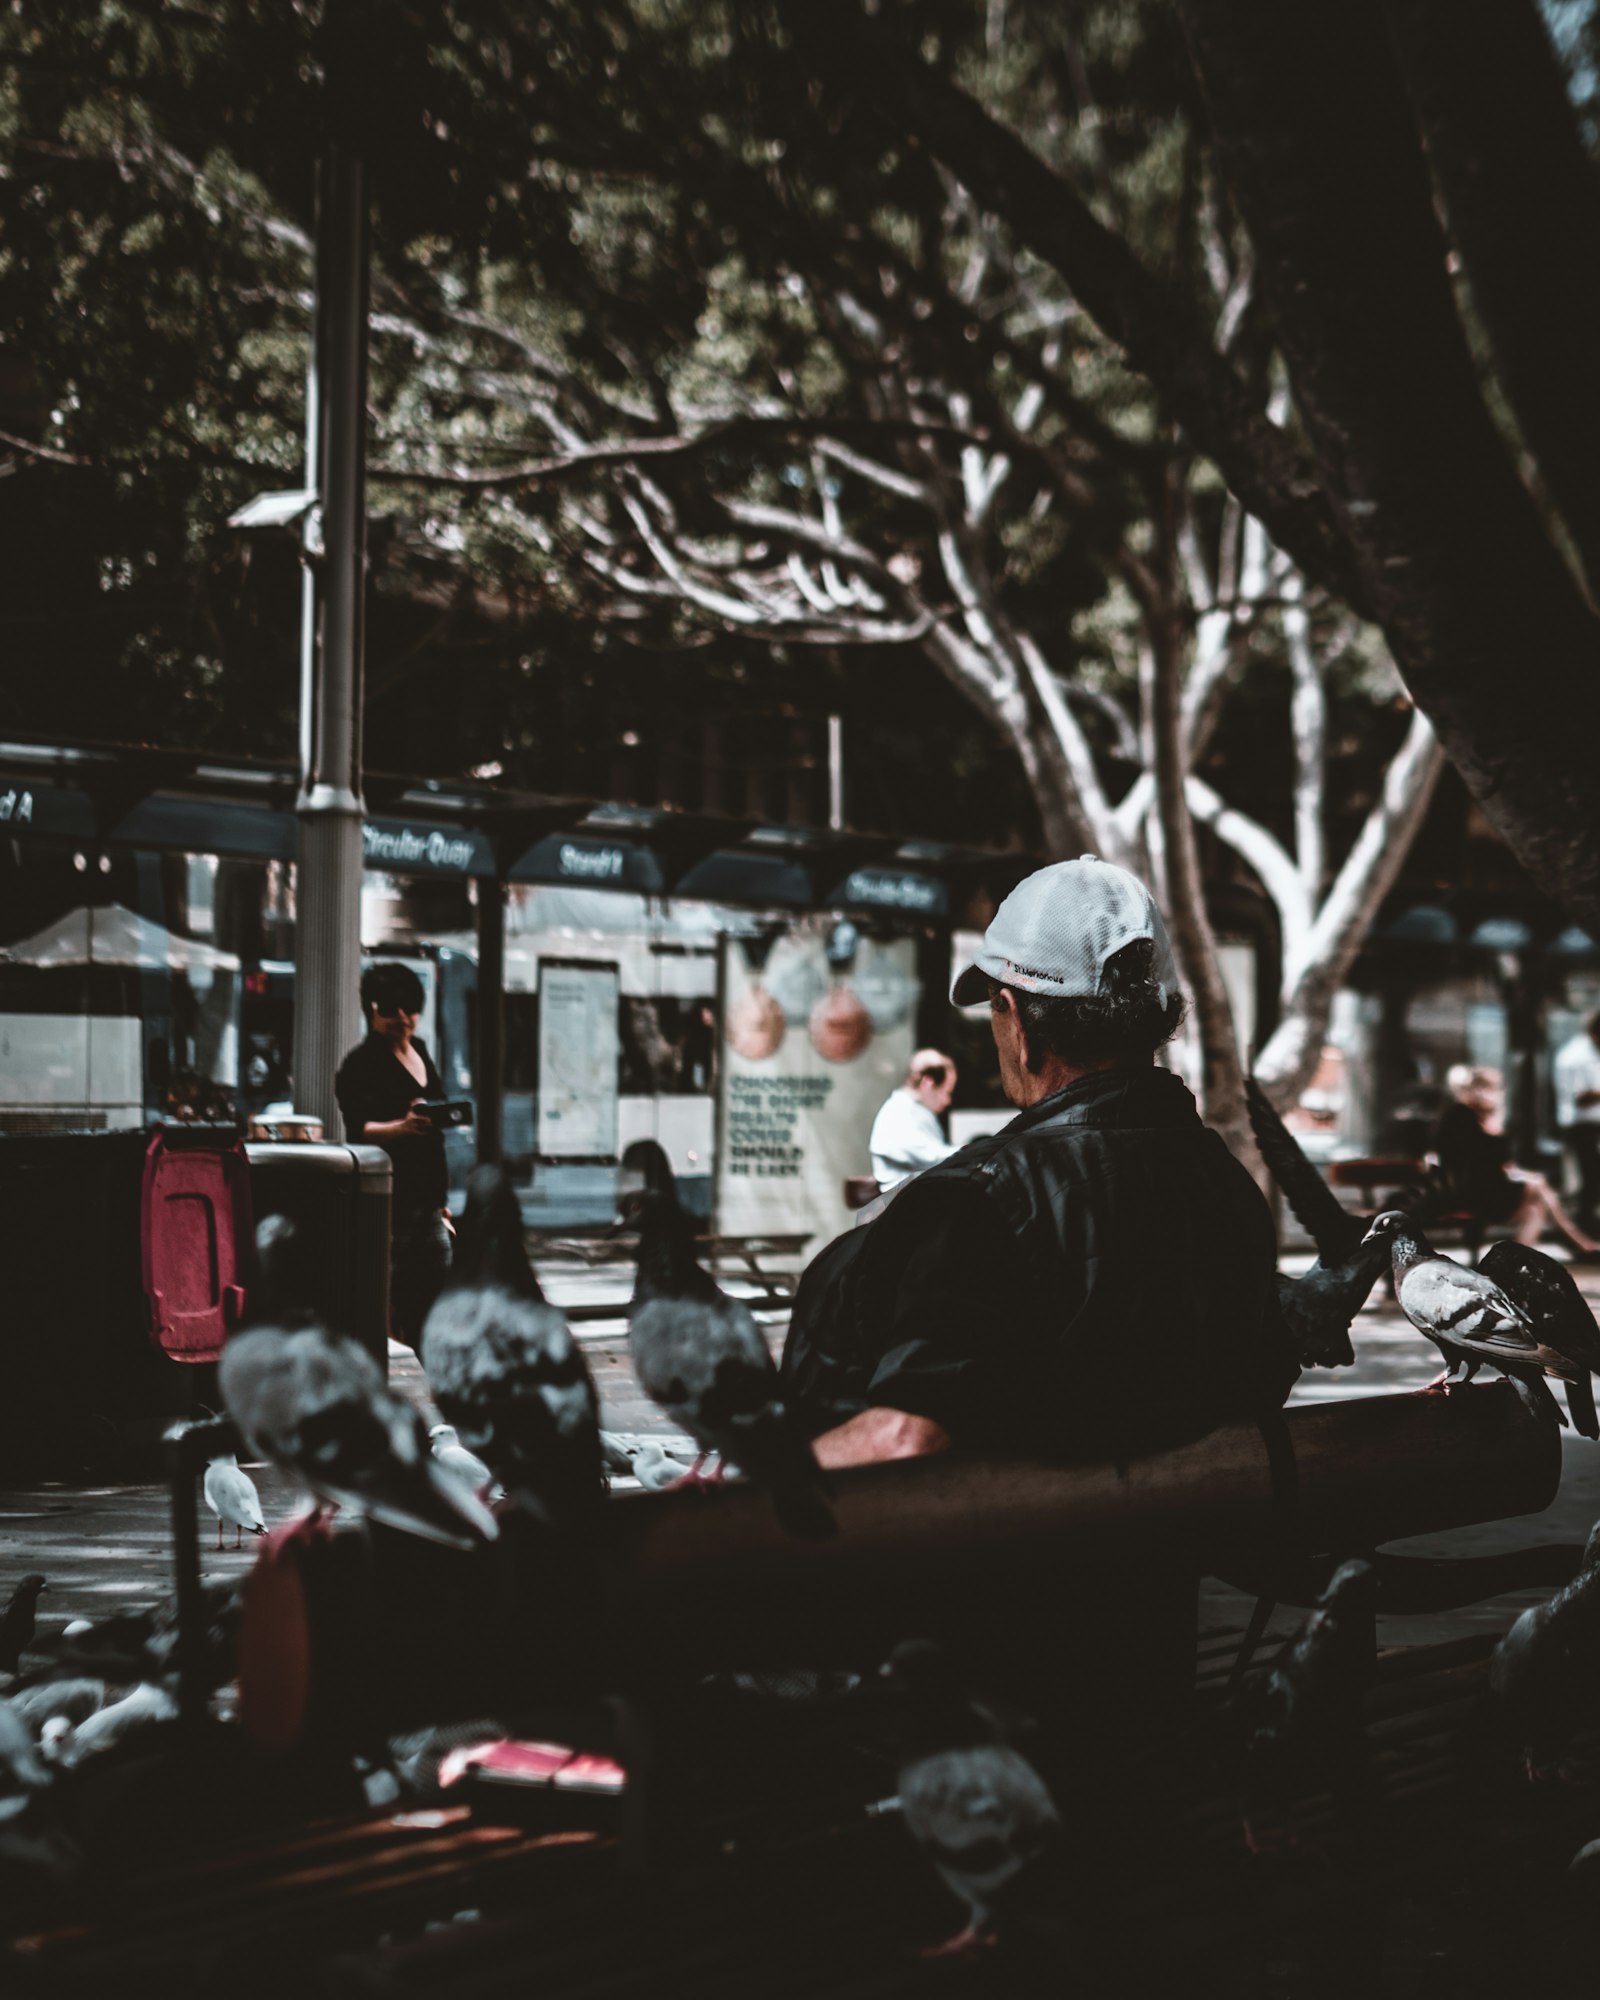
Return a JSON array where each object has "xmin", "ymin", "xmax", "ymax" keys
[
  {"xmin": 878, "ymin": 1639, "xmax": 1065, "ymax": 1956},
  {"xmin": 1239, "ymin": 1558, "xmax": 1377, "ymax": 1854},
  {"xmin": 1490, "ymin": 1521, "xmax": 1600, "ymax": 1781},
  {"xmin": 625, "ymin": 1184, "xmax": 834, "ymax": 1539},
  {"xmin": 1360, "ymin": 1211, "xmax": 1570, "ymax": 1425},
  {"xmin": 420, "ymin": 1166, "xmax": 602, "ymax": 1529},
  {"xmin": 1477, "ymin": 1241, "xmax": 1600, "ymax": 1440},
  {"xmin": 222, "ymin": 1224, "xmax": 499, "ymax": 1551},
  {"xmin": 1245, "ymin": 1077, "xmax": 1396, "ymax": 1368}
]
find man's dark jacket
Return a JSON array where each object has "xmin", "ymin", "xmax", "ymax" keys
[{"xmin": 782, "ymin": 1065, "xmax": 1295, "ymax": 1460}]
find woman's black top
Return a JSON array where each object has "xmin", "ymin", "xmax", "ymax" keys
[
  {"xmin": 334, "ymin": 1033, "xmax": 448, "ymax": 1216},
  {"xmin": 1432, "ymin": 1101, "xmax": 1521, "ymax": 1222}
]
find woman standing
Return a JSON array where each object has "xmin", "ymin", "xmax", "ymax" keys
[{"xmin": 335, "ymin": 960, "xmax": 453, "ymax": 1345}]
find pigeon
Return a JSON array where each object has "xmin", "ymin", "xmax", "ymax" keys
[
  {"xmin": 878, "ymin": 1639, "xmax": 1064, "ymax": 1956},
  {"xmin": 0, "ymin": 1696, "xmax": 51, "ymax": 1800},
  {"xmin": 1490, "ymin": 1520, "xmax": 1600, "ymax": 1780},
  {"xmin": 7, "ymin": 1679, "xmax": 108, "ymax": 1738},
  {"xmin": 1239, "ymin": 1559, "xmax": 1377, "ymax": 1853},
  {"xmin": 221, "ymin": 1311, "xmax": 498, "ymax": 1550},
  {"xmin": 1478, "ymin": 1241, "xmax": 1600, "ymax": 1439},
  {"xmin": 1246, "ymin": 1075, "xmax": 1418, "ymax": 1368},
  {"xmin": 0, "ymin": 1574, "xmax": 47, "ymax": 1676},
  {"xmin": 203, "ymin": 1454, "xmax": 269, "ymax": 1549},
  {"xmin": 420, "ymin": 1166, "xmax": 602, "ymax": 1528},
  {"xmin": 53, "ymin": 1583, "xmax": 240, "ymax": 1690},
  {"xmin": 1360, "ymin": 1210, "xmax": 1570, "ymax": 1424},
  {"xmin": 59, "ymin": 1681, "xmax": 178, "ymax": 1763},
  {"xmin": 625, "ymin": 1185, "xmax": 834, "ymax": 1539},
  {"xmin": 429, "ymin": 1424, "xmax": 502, "ymax": 1498}
]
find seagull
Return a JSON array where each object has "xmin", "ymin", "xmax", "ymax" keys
[
  {"xmin": 421, "ymin": 1166, "xmax": 602, "ymax": 1529},
  {"xmin": 1478, "ymin": 1241, "xmax": 1600, "ymax": 1439},
  {"xmin": 1240, "ymin": 1559, "xmax": 1377, "ymax": 1854},
  {"xmin": 1490, "ymin": 1520, "xmax": 1600, "ymax": 1781},
  {"xmin": 1360, "ymin": 1210, "xmax": 1568, "ymax": 1424},
  {"xmin": 626, "ymin": 1439, "xmax": 698, "ymax": 1491},
  {"xmin": 221, "ymin": 1310, "xmax": 498, "ymax": 1550},
  {"xmin": 878, "ymin": 1639, "xmax": 1064, "ymax": 1956},
  {"xmin": 203, "ymin": 1454, "xmax": 268, "ymax": 1549},
  {"xmin": 625, "ymin": 1185, "xmax": 834, "ymax": 1539},
  {"xmin": 0, "ymin": 1575, "xmax": 47, "ymax": 1677},
  {"xmin": 429, "ymin": 1424, "xmax": 502, "ymax": 1499}
]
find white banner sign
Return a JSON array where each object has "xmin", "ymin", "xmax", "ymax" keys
[
  {"xmin": 538, "ymin": 960, "xmax": 620, "ymax": 1157},
  {"xmin": 716, "ymin": 923, "xmax": 918, "ymax": 1251}
]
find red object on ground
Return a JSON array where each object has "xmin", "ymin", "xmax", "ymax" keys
[
  {"xmin": 437, "ymin": 1738, "xmax": 627, "ymax": 1793},
  {"xmin": 140, "ymin": 1126, "xmax": 253, "ymax": 1361}
]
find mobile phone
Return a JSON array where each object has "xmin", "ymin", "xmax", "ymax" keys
[{"xmin": 418, "ymin": 1098, "xmax": 474, "ymax": 1129}]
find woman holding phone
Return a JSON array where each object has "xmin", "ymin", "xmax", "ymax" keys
[{"xmin": 335, "ymin": 959, "xmax": 453, "ymax": 1346}]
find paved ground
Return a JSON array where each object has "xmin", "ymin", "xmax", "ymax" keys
[{"xmin": 4, "ymin": 1250, "xmax": 1599, "ymax": 1672}]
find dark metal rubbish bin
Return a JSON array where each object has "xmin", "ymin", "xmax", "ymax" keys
[{"xmin": 242, "ymin": 1142, "xmax": 392, "ymax": 1367}]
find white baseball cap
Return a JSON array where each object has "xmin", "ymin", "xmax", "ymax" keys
[{"xmin": 951, "ymin": 856, "xmax": 1177, "ymax": 1007}]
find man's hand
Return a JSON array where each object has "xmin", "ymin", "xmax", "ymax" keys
[{"xmin": 811, "ymin": 1406, "xmax": 951, "ymax": 1470}]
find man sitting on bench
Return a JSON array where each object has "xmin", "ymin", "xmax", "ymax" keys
[{"xmin": 783, "ymin": 856, "xmax": 1298, "ymax": 1470}]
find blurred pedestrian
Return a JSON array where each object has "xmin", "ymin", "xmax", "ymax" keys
[
  {"xmin": 1434, "ymin": 1063, "xmax": 1600, "ymax": 1254},
  {"xmin": 335, "ymin": 960, "xmax": 453, "ymax": 1346},
  {"xmin": 1553, "ymin": 1011, "xmax": 1600, "ymax": 1235},
  {"xmin": 868, "ymin": 1049, "xmax": 958, "ymax": 1192}
]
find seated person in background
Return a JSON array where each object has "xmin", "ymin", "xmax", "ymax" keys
[
  {"xmin": 1433, "ymin": 1063, "xmax": 1600, "ymax": 1254},
  {"xmin": 867, "ymin": 1048, "xmax": 959, "ymax": 1192},
  {"xmin": 783, "ymin": 856, "xmax": 1297, "ymax": 1471},
  {"xmin": 1553, "ymin": 1011, "xmax": 1600, "ymax": 1237}
]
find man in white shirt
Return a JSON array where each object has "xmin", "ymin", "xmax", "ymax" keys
[
  {"xmin": 1554, "ymin": 1010, "xmax": 1600, "ymax": 1233},
  {"xmin": 868, "ymin": 1049, "xmax": 959, "ymax": 1191}
]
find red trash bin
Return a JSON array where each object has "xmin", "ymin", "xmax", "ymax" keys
[{"xmin": 140, "ymin": 1126, "xmax": 254, "ymax": 1363}]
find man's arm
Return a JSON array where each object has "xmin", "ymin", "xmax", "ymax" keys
[{"xmin": 811, "ymin": 1405, "xmax": 951, "ymax": 1469}]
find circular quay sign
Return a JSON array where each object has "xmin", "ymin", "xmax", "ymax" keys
[{"xmin": 361, "ymin": 820, "xmax": 492, "ymax": 876}]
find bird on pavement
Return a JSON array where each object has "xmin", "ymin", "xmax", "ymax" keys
[
  {"xmin": 1239, "ymin": 1558, "xmax": 1377, "ymax": 1854},
  {"xmin": 56, "ymin": 1681, "xmax": 179, "ymax": 1764},
  {"xmin": 0, "ymin": 1696, "xmax": 51, "ymax": 1799},
  {"xmin": 1490, "ymin": 1520, "xmax": 1600, "ymax": 1781},
  {"xmin": 420, "ymin": 1165, "xmax": 602, "ymax": 1529},
  {"xmin": 1360, "ymin": 1210, "xmax": 1570, "ymax": 1424},
  {"xmin": 203, "ymin": 1454, "xmax": 268, "ymax": 1549},
  {"xmin": 0, "ymin": 1575, "xmax": 47, "ymax": 1677},
  {"xmin": 625, "ymin": 1184, "xmax": 834, "ymax": 1539},
  {"xmin": 1477, "ymin": 1240, "xmax": 1600, "ymax": 1440},
  {"xmin": 878, "ymin": 1639, "xmax": 1065, "ymax": 1957},
  {"xmin": 221, "ymin": 1309, "xmax": 498, "ymax": 1550}
]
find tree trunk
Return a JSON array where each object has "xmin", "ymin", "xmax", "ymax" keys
[{"xmin": 1179, "ymin": 0, "xmax": 1600, "ymax": 931}]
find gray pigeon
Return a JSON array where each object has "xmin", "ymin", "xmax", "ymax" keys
[
  {"xmin": 1478, "ymin": 1241, "xmax": 1600, "ymax": 1439},
  {"xmin": 0, "ymin": 1574, "xmax": 47, "ymax": 1676},
  {"xmin": 221, "ymin": 1312, "xmax": 498, "ymax": 1550},
  {"xmin": 625, "ymin": 1186, "xmax": 833, "ymax": 1539},
  {"xmin": 7, "ymin": 1679, "xmax": 108, "ymax": 1737},
  {"xmin": 1240, "ymin": 1559, "xmax": 1377, "ymax": 1853},
  {"xmin": 878, "ymin": 1639, "xmax": 1065, "ymax": 1956},
  {"xmin": 1490, "ymin": 1520, "xmax": 1600, "ymax": 1780},
  {"xmin": 421, "ymin": 1166, "xmax": 602, "ymax": 1528},
  {"xmin": 1360, "ymin": 1211, "xmax": 1569, "ymax": 1423}
]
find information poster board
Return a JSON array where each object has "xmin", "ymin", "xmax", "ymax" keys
[
  {"xmin": 716, "ymin": 921, "xmax": 918, "ymax": 1251},
  {"xmin": 537, "ymin": 959, "xmax": 620, "ymax": 1158}
]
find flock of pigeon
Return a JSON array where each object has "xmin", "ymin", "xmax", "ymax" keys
[{"xmin": 7, "ymin": 1102, "xmax": 1600, "ymax": 1955}]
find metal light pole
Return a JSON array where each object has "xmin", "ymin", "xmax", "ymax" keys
[{"xmin": 292, "ymin": 129, "xmax": 370, "ymax": 1138}]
